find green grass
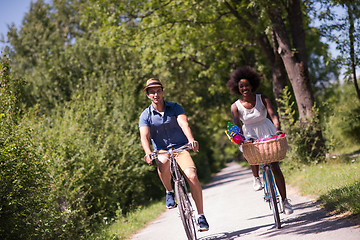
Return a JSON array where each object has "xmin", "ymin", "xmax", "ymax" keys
[
  {"xmin": 90, "ymin": 201, "xmax": 165, "ymax": 240},
  {"xmin": 282, "ymin": 155, "xmax": 360, "ymax": 218}
]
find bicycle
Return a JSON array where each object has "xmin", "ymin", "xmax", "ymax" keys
[
  {"xmin": 150, "ymin": 143, "xmax": 198, "ymax": 240},
  {"xmin": 241, "ymin": 135, "xmax": 288, "ymax": 229},
  {"xmin": 261, "ymin": 163, "xmax": 283, "ymax": 229}
]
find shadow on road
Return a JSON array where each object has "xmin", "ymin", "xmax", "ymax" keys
[
  {"xmin": 198, "ymin": 223, "xmax": 273, "ymax": 240},
  {"xmin": 203, "ymin": 166, "xmax": 249, "ymax": 189}
]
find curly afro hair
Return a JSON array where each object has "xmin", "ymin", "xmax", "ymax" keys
[{"xmin": 227, "ymin": 66, "xmax": 261, "ymax": 95}]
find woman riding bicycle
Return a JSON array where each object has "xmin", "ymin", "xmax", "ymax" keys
[
  {"xmin": 139, "ymin": 78, "xmax": 210, "ymax": 231},
  {"xmin": 227, "ymin": 66, "xmax": 293, "ymax": 215}
]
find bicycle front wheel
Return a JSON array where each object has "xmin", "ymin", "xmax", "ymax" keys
[
  {"xmin": 264, "ymin": 165, "xmax": 281, "ymax": 229},
  {"xmin": 174, "ymin": 179, "xmax": 197, "ymax": 240}
]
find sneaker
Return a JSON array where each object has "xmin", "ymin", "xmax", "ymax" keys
[
  {"xmin": 197, "ymin": 215, "xmax": 209, "ymax": 232},
  {"xmin": 283, "ymin": 198, "xmax": 294, "ymax": 215},
  {"xmin": 166, "ymin": 192, "xmax": 176, "ymax": 209},
  {"xmin": 253, "ymin": 177, "xmax": 264, "ymax": 191}
]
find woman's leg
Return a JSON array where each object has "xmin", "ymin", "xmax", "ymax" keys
[
  {"xmin": 270, "ymin": 162, "xmax": 286, "ymax": 200},
  {"xmin": 251, "ymin": 165, "xmax": 260, "ymax": 177}
]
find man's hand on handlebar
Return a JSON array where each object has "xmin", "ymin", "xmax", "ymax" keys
[
  {"xmin": 189, "ymin": 140, "xmax": 199, "ymax": 152},
  {"xmin": 144, "ymin": 154, "xmax": 153, "ymax": 165}
]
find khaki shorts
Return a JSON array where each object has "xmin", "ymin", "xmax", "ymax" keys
[{"xmin": 158, "ymin": 149, "xmax": 196, "ymax": 171}]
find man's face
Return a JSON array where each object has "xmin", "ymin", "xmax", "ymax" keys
[{"xmin": 147, "ymin": 87, "xmax": 164, "ymax": 103}]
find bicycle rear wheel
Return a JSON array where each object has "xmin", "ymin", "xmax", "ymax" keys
[
  {"xmin": 264, "ymin": 165, "xmax": 281, "ymax": 229},
  {"xmin": 174, "ymin": 179, "xmax": 197, "ymax": 240}
]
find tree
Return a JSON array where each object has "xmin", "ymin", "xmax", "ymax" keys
[{"xmin": 316, "ymin": 0, "xmax": 360, "ymax": 101}]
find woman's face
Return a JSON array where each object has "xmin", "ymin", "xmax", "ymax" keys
[{"xmin": 238, "ymin": 79, "xmax": 253, "ymax": 96}]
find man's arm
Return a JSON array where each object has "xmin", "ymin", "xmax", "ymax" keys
[
  {"xmin": 177, "ymin": 114, "xmax": 199, "ymax": 152},
  {"xmin": 139, "ymin": 126, "xmax": 153, "ymax": 165}
]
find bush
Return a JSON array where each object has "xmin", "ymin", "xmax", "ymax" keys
[
  {"xmin": 277, "ymin": 86, "xmax": 326, "ymax": 167},
  {"xmin": 322, "ymin": 83, "xmax": 360, "ymax": 153},
  {"xmin": 0, "ymin": 55, "xmax": 61, "ymax": 239},
  {"xmin": 25, "ymin": 75, "xmax": 164, "ymax": 238}
]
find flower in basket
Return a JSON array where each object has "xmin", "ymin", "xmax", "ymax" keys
[
  {"xmin": 253, "ymin": 133, "xmax": 286, "ymax": 143},
  {"xmin": 225, "ymin": 122, "xmax": 245, "ymax": 145}
]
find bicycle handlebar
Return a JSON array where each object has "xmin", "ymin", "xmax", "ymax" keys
[{"xmin": 150, "ymin": 143, "xmax": 192, "ymax": 161}]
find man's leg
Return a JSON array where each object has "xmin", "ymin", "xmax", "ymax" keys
[
  {"xmin": 183, "ymin": 167, "xmax": 203, "ymax": 214},
  {"xmin": 177, "ymin": 150, "xmax": 209, "ymax": 231},
  {"xmin": 156, "ymin": 153, "xmax": 176, "ymax": 209},
  {"xmin": 156, "ymin": 153, "xmax": 172, "ymax": 191},
  {"xmin": 183, "ymin": 167, "xmax": 209, "ymax": 231}
]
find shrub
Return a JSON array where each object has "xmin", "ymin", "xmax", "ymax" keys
[
  {"xmin": 322, "ymin": 83, "xmax": 360, "ymax": 153},
  {"xmin": 277, "ymin": 86, "xmax": 326, "ymax": 167},
  {"xmin": 0, "ymin": 55, "xmax": 61, "ymax": 239}
]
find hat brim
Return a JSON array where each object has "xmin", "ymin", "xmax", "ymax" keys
[{"xmin": 144, "ymin": 83, "xmax": 163, "ymax": 91}]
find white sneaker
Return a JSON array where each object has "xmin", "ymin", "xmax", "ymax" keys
[
  {"xmin": 283, "ymin": 198, "xmax": 294, "ymax": 215},
  {"xmin": 253, "ymin": 177, "xmax": 263, "ymax": 191}
]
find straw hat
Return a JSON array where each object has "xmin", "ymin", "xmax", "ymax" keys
[{"xmin": 144, "ymin": 78, "xmax": 163, "ymax": 91}]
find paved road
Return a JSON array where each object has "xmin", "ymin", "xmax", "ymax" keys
[{"xmin": 130, "ymin": 162, "xmax": 360, "ymax": 240}]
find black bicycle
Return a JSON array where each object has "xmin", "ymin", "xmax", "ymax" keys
[
  {"xmin": 151, "ymin": 144, "xmax": 197, "ymax": 240},
  {"xmin": 261, "ymin": 163, "xmax": 282, "ymax": 229}
]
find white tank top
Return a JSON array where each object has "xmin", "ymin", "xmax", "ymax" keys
[{"xmin": 235, "ymin": 94, "xmax": 277, "ymax": 139}]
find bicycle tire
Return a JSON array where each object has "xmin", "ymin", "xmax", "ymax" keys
[
  {"xmin": 174, "ymin": 179, "xmax": 197, "ymax": 240},
  {"xmin": 264, "ymin": 165, "xmax": 281, "ymax": 229}
]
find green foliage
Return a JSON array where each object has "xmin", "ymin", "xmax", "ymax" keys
[
  {"xmin": 0, "ymin": 55, "xmax": 62, "ymax": 239},
  {"xmin": 277, "ymin": 86, "xmax": 325, "ymax": 166},
  {"xmin": 322, "ymin": 82, "xmax": 360, "ymax": 153},
  {"xmin": 3, "ymin": 0, "xmax": 355, "ymax": 238},
  {"xmin": 315, "ymin": 0, "xmax": 360, "ymax": 80},
  {"xmin": 25, "ymin": 75, "xmax": 164, "ymax": 238}
]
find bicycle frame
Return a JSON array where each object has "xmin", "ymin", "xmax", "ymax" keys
[
  {"xmin": 151, "ymin": 144, "xmax": 198, "ymax": 240},
  {"xmin": 261, "ymin": 163, "xmax": 282, "ymax": 229},
  {"xmin": 262, "ymin": 164, "xmax": 279, "ymax": 201}
]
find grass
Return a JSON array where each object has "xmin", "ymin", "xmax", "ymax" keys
[
  {"xmin": 282, "ymin": 155, "xmax": 360, "ymax": 221},
  {"xmin": 90, "ymin": 201, "xmax": 165, "ymax": 240}
]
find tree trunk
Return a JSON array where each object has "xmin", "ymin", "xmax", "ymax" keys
[
  {"xmin": 347, "ymin": 3, "xmax": 360, "ymax": 101},
  {"xmin": 288, "ymin": 0, "xmax": 308, "ymax": 69},
  {"xmin": 266, "ymin": 5, "xmax": 315, "ymax": 121},
  {"xmin": 255, "ymin": 32, "xmax": 287, "ymax": 104}
]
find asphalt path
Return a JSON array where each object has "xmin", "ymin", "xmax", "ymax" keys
[{"xmin": 130, "ymin": 161, "xmax": 360, "ymax": 240}]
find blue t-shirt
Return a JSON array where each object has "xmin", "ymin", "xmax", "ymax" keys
[{"xmin": 139, "ymin": 101, "xmax": 188, "ymax": 151}]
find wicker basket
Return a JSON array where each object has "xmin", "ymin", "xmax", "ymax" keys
[{"xmin": 242, "ymin": 136, "xmax": 288, "ymax": 165}]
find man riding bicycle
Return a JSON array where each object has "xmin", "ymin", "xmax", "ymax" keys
[{"xmin": 139, "ymin": 78, "xmax": 209, "ymax": 232}]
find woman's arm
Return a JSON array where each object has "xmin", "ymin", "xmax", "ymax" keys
[
  {"xmin": 262, "ymin": 95, "xmax": 282, "ymax": 132},
  {"xmin": 231, "ymin": 103, "xmax": 243, "ymax": 132}
]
